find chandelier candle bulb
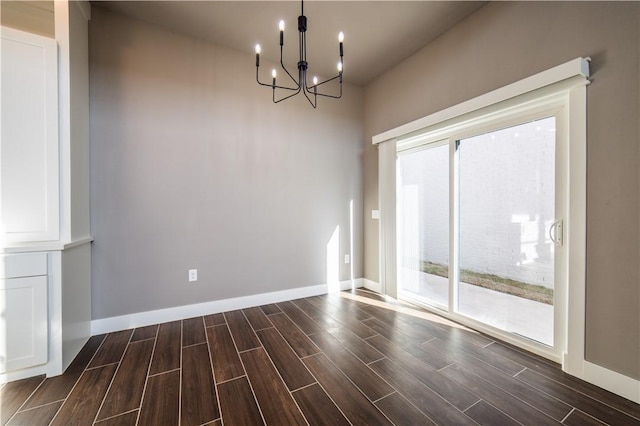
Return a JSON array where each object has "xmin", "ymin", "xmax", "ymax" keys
[
  {"xmin": 337, "ymin": 62, "xmax": 343, "ymax": 72},
  {"xmin": 271, "ymin": 69, "xmax": 277, "ymax": 87},
  {"xmin": 255, "ymin": 44, "xmax": 261, "ymax": 66},
  {"xmin": 279, "ymin": 20, "xmax": 285, "ymax": 45},
  {"xmin": 339, "ymin": 31, "xmax": 344, "ymax": 57}
]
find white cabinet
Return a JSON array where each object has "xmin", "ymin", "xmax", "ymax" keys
[
  {"xmin": 0, "ymin": 1, "xmax": 92, "ymax": 383},
  {"xmin": 0, "ymin": 26, "xmax": 56, "ymax": 378},
  {"xmin": 1, "ymin": 26, "xmax": 59, "ymax": 243},
  {"xmin": 0, "ymin": 253, "xmax": 48, "ymax": 373}
]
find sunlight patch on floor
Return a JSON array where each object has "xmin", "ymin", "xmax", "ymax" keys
[{"xmin": 339, "ymin": 290, "xmax": 473, "ymax": 331}]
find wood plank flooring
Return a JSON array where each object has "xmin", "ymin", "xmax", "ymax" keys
[{"xmin": 3, "ymin": 289, "xmax": 639, "ymax": 426}]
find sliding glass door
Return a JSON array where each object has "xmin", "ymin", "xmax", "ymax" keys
[
  {"xmin": 457, "ymin": 117, "xmax": 557, "ymax": 346},
  {"xmin": 396, "ymin": 111, "xmax": 566, "ymax": 356},
  {"xmin": 397, "ymin": 142, "xmax": 449, "ymax": 309}
]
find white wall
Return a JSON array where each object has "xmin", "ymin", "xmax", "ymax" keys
[{"xmin": 89, "ymin": 8, "xmax": 364, "ymax": 320}]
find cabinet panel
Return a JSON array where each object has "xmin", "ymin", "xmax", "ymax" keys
[
  {"xmin": 0, "ymin": 253, "xmax": 47, "ymax": 279},
  {"xmin": 0, "ymin": 276, "xmax": 48, "ymax": 373},
  {"xmin": 1, "ymin": 26, "xmax": 59, "ymax": 243}
]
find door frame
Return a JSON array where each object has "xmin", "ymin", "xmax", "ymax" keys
[
  {"xmin": 395, "ymin": 100, "xmax": 568, "ymax": 361},
  {"xmin": 375, "ymin": 57, "xmax": 588, "ymax": 369}
]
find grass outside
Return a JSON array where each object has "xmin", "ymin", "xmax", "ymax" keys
[{"xmin": 421, "ymin": 261, "xmax": 553, "ymax": 305}]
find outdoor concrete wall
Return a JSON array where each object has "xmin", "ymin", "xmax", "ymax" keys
[
  {"xmin": 89, "ymin": 8, "xmax": 364, "ymax": 320},
  {"xmin": 363, "ymin": 1, "xmax": 639, "ymax": 380},
  {"xmin": 399, "ymin": 119, "xmax": 555, "ymax": 288}
]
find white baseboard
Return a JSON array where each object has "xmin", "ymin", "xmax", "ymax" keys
[
  {"xmin": 91, "ymin": 279, "xmax": 362, "ymax": 335},
  {"xmin": 582, "ymin": 361, "xmax": 640, "ymax": 404},
  {"xmin": 90, "ymin": 277, "xmax": 640, "ymax": 405},
  {"xmin": 363, "ymin": 278, "xmax": 381, "ymax": 293}
]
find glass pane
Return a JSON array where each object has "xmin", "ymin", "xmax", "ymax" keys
[
  {"xmin": 397, "ymin": 143, "xmax": 449, "ymax": 308},
  {"xmin": 458, "ymin": 117, "xmax": 555, "ymax": 346}
]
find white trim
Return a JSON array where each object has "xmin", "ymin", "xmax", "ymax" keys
[
  {"xmin": 563, "ymin": 84, "xmax": 588, "ymax": 378},
  {"xmin": 582, "ymin": 362, "xmax": 640, "ymax": 404},
  {"xmin": 378, "ymin": 140, "xmax": 398, "ymax": 298},
  {"xmin": 91, "ymin": 279, "xmax": 362, "ymax": 335},
  {"xmin": 0, "ymin": 237, "xmax": 93, "ymax": 254},
  {"xmin": 363, "ymin": 279, "xmax": 382, "ymax": 293},
  {"xmin": 373, "ymin": 57, "xmax": 589, "ymax": 145},
  {"xmin": 389, "ymin": 88, "xmax": 576, "ymax": 362},
  {"xmin": 55, "ymin": 0, "xmax": 72, "ymax": 243},
  {"xmin": 61, "ymin": 237, "xmax": 93, "ymax": 250}
]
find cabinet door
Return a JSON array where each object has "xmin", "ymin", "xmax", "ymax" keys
[
  {"xmin": 1, "ymin": 26, "xmax": 59, "ymax": 243},
  {"xmin": 0, "ymin": 276, "xmax": 48, "ymax": 373}
]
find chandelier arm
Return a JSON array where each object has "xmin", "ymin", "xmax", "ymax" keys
[
  {"xmin": 280, "ymin": 65, "xmax": 299, "ymax": 87},
  {"xmin": 307, "ymin": 84, "xmax": 342, "ymax": 99},
  {"xmin": 275, "ymin": 84, "xmax": 302, "ymax": 91},
  {"xmin": 301, "ymin": 87, "xmax": 318, "ymax": 108},
  {"xmin": 305, "ymin": 73, "xmax": 342, "ymax": 98},
  {"xmin": 256, "ymin": 70, "xmax": 273, "ymax": 88},
  {"xmin": 280, "ymin": 47, "xmax": 300, "ymax": 86},
  {"xmin": 274, "ymin": 86, "xmax": 302, "ymax": 103},
  {"xmin": 256, "ymin": 67, "xmax": 298, "ymax": 91},
  {"xmin": 314, "ymin": 90, "xmax": 342, "ymax": 100},
  {"xmin": 305, "ymin": 73, "xmax": 341, "ymax": 90}
]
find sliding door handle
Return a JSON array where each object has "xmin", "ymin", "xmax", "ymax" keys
[{"xmin": 549, "ymin": 220, "xmax": 563, "ymax": 247}]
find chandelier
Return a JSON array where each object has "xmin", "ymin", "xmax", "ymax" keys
[{"xmin": 254, "ymin": 0, "xmax": 344, "ymax": 108}]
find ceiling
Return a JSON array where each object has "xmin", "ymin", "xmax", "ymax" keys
[{"xmin": 94, "ymin": 1, "xmax": 486, "ymax": 87}]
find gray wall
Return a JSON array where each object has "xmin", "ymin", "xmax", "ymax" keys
[
  {"xmin": 363, "ymin": 2, "xmax": 639, "ymax": 379},
  {"xmin": 90, "ymin": 8, "xmax": 364, "ymax": 320}
]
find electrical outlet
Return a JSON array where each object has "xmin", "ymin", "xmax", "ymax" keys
[
  {"xmin": 188, "ymin": 269, "xmax": 198, "ymax": 282},
  {"xmin": 344, "ymin": 254, "xmax": 350, "ymax": 264}
]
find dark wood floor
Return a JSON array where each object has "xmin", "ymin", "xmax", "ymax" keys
[{"xmin": 2, "ymin": 289, "xmax": 640, "ymax": 426}]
